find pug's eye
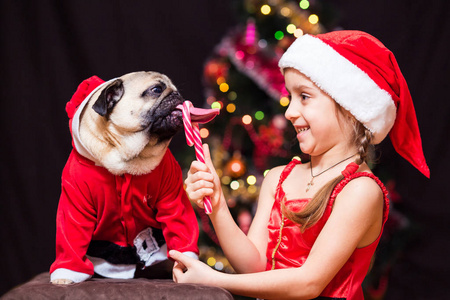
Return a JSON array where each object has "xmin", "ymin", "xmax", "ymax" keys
[
  {"xmin": 142, "ymin": 83, "xmax": 166, "ymax": 97},
  {"xmin": 151, "ymin": 86, "xmax": 163, "ymax": 94}
]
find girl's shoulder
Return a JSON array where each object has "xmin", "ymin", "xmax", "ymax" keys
[
  {"xmin": 263, "ymin": 165, "xmax": 285, "ymax": 187},
  {"xmin": 333, "ymin": 173, "xmax": 386, "ymax": 211},
  {"xmin": 340, "ymin": 174, "xmax": 382, "ymax": 194}
]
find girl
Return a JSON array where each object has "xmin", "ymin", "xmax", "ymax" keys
[{"xmin": 170, "ymin": 31, "xmax": 430, "ymax": 299}]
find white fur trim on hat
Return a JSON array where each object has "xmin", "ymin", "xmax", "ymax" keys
[
  {"xmin": 279, "ymin": 34, "xmax": 396, "ymax": 144},
  {"xmin": 72, "ymin": 78, "xmax": 118, "ymax": 163}
]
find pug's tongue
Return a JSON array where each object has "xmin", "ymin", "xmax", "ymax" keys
[{"xmin": 176, "ymin": 104, "xmax": 220, "ymax": 124}]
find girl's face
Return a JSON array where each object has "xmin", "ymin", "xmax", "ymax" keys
[{"xmin": 284, "ymin": 68, "xmax": 353, "ymax": 156}]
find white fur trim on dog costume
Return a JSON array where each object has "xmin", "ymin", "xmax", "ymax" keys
[
  {"xmin": 87, "ymin": 256, "xmax": 137, "ymax": 279},
  {"xmin": 50, "ymin": 268, "xmax": 92, "ymax": 283}
]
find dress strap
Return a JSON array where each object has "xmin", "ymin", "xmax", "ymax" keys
[
  {"xmin": 275, "ymin": 158, "xmax": 302, "ymax": 200},
  {"xmin": 329, "ymin": 171, "xmax": 390, "ymax": 224}
]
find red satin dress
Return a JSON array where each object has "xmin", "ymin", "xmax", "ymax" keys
[{"xmin": 265, "ymin": 159, "xmax": 389, "ymax": 299}]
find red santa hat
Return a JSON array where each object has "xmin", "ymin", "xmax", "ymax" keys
[
  {"xmin": 279, "ymin": 30, "xmax": 429, "ymax": 178},
  {"xmin": 66, "ymin": 76, "xmax": 105, "ymax": 120}
]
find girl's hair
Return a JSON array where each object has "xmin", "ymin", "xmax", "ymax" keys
[{"xmin": 282, "ymin": 105, "xmax": 374, "ymax": 231}]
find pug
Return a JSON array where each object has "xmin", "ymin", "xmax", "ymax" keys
[{"xmin": 50, "ymin": 72, "xmax": 199, "ymax": 285}]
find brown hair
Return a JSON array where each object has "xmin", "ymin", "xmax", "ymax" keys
[{"xmin": 282, "ymin": 107, "xmax": 374, "ymax": 232}]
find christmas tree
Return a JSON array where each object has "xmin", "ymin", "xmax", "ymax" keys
[{"xmin": 190, "ymin": 0, "xmax": 331, "ymax": 278}]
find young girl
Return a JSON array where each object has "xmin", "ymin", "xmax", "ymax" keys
[{"xmin": 170, "ymin": 31, "xmax": 430, "ymax": 299}]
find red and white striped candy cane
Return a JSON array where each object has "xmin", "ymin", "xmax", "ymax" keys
[{"xmin": 181, "ymin": 101, "xmax": 213, "ymax": 214}]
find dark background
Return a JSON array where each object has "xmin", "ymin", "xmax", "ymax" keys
[{"xmin": 1, "ymin": 1, "xmax": 449, "ymax": 299}]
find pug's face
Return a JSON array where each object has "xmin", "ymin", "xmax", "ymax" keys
[{"xmin": 92, "ymin": 71, "xmax": 184, "ymax": 143}]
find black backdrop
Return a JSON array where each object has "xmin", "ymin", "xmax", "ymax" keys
[{"xmin": 1, "ymin": 1, "xmax": 449, "ymax": 299}]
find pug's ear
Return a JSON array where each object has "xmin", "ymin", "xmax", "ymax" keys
[{"xmin": 92, "ymin": 79, "xmax": 124, "ymax": 117}]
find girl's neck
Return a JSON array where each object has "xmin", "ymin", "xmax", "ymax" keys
[{"xmin": 309, "ymin": 148, "xmax": 358, "ymax": 170}]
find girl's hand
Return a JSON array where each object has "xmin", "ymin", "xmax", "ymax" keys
[
  {"xmin": 170, "ymin": 250, "xmax": 219, "ymax": 285},
  {"xmin": 185, "ymin": 144, "xmax": 224, "ymax": 211}
]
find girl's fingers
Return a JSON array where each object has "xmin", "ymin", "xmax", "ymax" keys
[
  {"xmin": 172, "ymin": 260, "xmax": 187, "ymax": 283},
  {"xmin": 185, "ymin": 186, "xmax": 213, "ymax": 208},
  {"xmin": 187, "ymin": 179, "xmax": 214, "ymax": 192},
  {"xmin": 170, "ymin": 250, "xmax": 197, "ymax": 269},
  {"xmin": 185, "ymin": 171, "xmax": 214, "ymax": 187},
  {"xmin": 187, "ymin": 160, "xmax": 210, "ymax": 176},
  {"xmin": 202, "ymin": 144, "xmax": 217, "ymax": 174}
]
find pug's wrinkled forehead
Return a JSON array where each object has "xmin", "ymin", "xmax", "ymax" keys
[{"xmin": 120, "ymin": 71, "xmax": 178, "ymax": 97}]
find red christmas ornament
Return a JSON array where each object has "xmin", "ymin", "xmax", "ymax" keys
[
  {"xmin": 203, "ymin": 59, "xmax": 229, "ymax": 83},
  {"xmin": 224, "ymin": 152, "xmax": 246, "ymax": 178}
]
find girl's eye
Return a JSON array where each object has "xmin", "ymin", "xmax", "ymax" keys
[{"xmin": 301, "ymin": 93, "xmax": 310, "ymax": 100}]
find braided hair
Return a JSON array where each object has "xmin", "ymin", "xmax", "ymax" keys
[{"xmin": 282, "ymin": 108, "xmax": 374, "ymax": 231}]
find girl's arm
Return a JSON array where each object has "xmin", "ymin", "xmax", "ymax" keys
[
  {"xmin": 210, "ymin": 165, "xmax": 283, "ymax": 273},
  {"xmin": 184, "ymin": 144, "xmax": 283, "ymax": 273},
  {"xmin": 172, "ymin": 175, "xmax": 384, "ymax": 299}
]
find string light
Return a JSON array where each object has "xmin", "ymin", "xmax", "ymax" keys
[
  {"xmin": 228, "ymin": 91, "xmax": 237, "ymax": 100},
  {"xmin": 245, "ymin": 60, "xmax": 255, "ymax": 69},
  {"xmin": 308, "ymin": 14, "xmax": 319, "ymax": 24},
  {"xmin": 261, "ymin": 4, "xmax": 271, "ymax": 15},
  {"xmin": 227, "ymin": 198, "xmax": 236, "ymax": 208},
  {"xmin": 248, "ymin": 185, "xmax": 257, "ymax": 194},
  {"xmin": 235, "ymin": 50, "xmax": 245, "ymax": 60},
  {"xmin": 294, "ymin": 28, "xmax": 304, "ymax": 38},
  {"xmin": 286, "ymin": 24, "xmax": 297, "ymax": 34},
  {"xmin": 247, "ymin": 175, "xmax": 257, "ymax": 185},
  {"xmin": 200, "ymin": 128, "xmax": 209, "ymax": 138},
  {"xmin": 258, "ymin": 39, "xmax": 268, "ymax": 48},
  {"xmin": 255, "ymin": 111, "xmax": 264, "ymax": 120},
  {"xmin": 230, "ymin": 180, "xmax": 240, "ymax": 190},
  {"xmin": 221, "ymin": 176, "xmax": 231, "ymax": 185},
  {"xmin": 226, "ymin": 103, "xmax": 236, "ymax": 113},
  {"xmin": 216, "ymin": 76, "xmax": 226, "ymax": 85},
  {"xmin": 207, "ymin": 257, "xmax": 216, "ymax": 266},
  {"xmin": 264, "ymin": 169, "xmax": 270, "ymax": 176},
  {"xmin": 242, "ymin": 115, "xmax": 252, "ymax": 124},
  {"xmin": 299, "ymin": 0, "xmax": 310, "ymax": 10},
  {"xmin": 219, "ymin": 83, "xmax": 229, "ymax": 93},
  {"xmin": 274, "ymin": 31, "xmax": 284, "ymax": 40},
  {"xmin": 206, "ymin": 96, "xmax": 216, "ymax": 105},
  {"xmin": 280, "ymin": 6, "xmax": 292, "ymax": 17},
  {"xmin": 211, "ymin": 101, "xmax": 222, "ymax": 109},
  {"xmin": 280, "ymin": 96, "xmax": 290, "ymax": 106},
  {"xmin": 231, "ymin": 162, "xmax": 242, "ymax": 173},
  {"xmin": 215, "ymin": 261, "xmax": 224, "ymax": 271}
]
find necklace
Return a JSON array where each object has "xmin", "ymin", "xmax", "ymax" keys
[{"xmin": 306, "ymin": 153, "xmax": 357, "ymax": 192}]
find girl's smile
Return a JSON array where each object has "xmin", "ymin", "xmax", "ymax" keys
[
  {"xmin": 284, "ymin": 68, "xmax": 352, "ymax": 157},
  {"xmin": 295, "ymin": 126, "xmax": 310, "ymax": 140}
]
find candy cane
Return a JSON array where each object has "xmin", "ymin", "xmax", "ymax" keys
[{"xmin": 181, "ymin": 101, "xmax": 213, "ymax": 214}]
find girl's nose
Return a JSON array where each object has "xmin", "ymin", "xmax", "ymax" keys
[{"xmin": 284, "ymin": 99, "xmax": 300, "ymax": 121}]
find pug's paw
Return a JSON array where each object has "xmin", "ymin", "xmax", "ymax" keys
[{"xmin": 51, "ymin": 279, "xmax": 74, "ymax": 285}]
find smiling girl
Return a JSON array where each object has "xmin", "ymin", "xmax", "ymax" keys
[{"xmin": 170, "ymin": 31, "xmax": 429, "ymax": 300}]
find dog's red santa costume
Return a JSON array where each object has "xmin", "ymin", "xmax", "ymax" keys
[{"xmin": 50, "ymin": 76, "xmax": 199, "ymax": 283}]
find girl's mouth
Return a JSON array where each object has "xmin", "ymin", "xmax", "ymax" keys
[{"xmin": 296, "ymin": 126, "xmax": 310, "ymax": 140}]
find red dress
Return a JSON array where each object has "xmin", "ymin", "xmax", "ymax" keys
[{"xmin": 265, "ymin": 159, "xmax": 389, "ymax": 299}]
